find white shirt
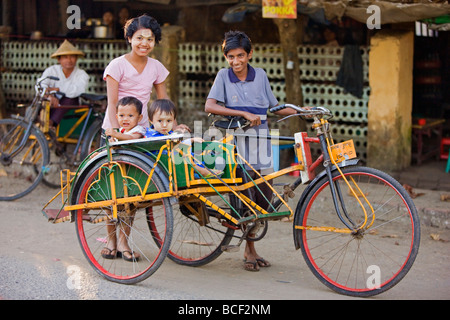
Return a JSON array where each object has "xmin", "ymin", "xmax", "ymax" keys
[
  {"xmin": 41, "ymin": 65, "xmax": 89, "ymax": 98},
  {"xmin": 110, "ymin": 125, "xmax": 147, "ymax": 142}
]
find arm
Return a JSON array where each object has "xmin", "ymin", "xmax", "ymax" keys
[
  {"xmin": 104, "ymin": 128, "xmax": 143, "ymax": 141},
  {"xmin": 154, "ymin": 81, "xmax": 169, "ymax": 99},
  {"xmin": 273, "ymin": 106, "xmax": 297, "ymax": 116},
  {"xmin": 105, "ymin": 76, "xmax": 120, "ymax": 128}
]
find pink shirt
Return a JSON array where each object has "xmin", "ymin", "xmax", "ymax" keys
[{"xmin": 102, "ymin": 55, "xmax": 169, "ymax": 129}]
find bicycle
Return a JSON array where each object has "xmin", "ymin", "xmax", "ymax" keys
[
  {"xmin": 0, "ymin": 76, "xmax": 106, "ymax": 200},
  {"xmin": 43, "ymin": 104, "xmax": 420, "ymax": 297}
]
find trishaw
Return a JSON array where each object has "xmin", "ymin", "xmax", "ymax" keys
[
  {"xmin": 0, "ymin": 76, "xmax": 105, "ymax": 200},
  {"xmin": 43, "ymin": 104, "xmax": 420, "ymax": 297}
]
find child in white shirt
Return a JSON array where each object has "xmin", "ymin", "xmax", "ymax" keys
[{"xmin": 105, "ymin": 96, "xmax": 147, "ymax": 141}]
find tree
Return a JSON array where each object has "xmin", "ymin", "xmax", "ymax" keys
[{"xmin": 273, "ymin": 17, "xmax": 306, "ymax": 132}]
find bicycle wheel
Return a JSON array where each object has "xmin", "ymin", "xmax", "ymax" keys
[
  {"xmin": 294, "ymin": 166, "xmax": 420, "ymax": 297},
  {"xmin": 71, "ymin": 153, "xmax": 173, "ymax": 284},
  {"xmin": 41, "ymin": 130, "xmax": 78, "ymax": 188},
  {"xmin": 80, "ymin": 118, "xmax": 103, "ymax": 158},
  {"xmin": 150, "ymin": 192, "xmax": 236, "ymax": 266},
  {"xmin": 0, "ymin": 118, "xmax": 49, "ymax": 201}
]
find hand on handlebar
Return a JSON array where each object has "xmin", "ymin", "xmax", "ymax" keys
[{"xmin": 243, "ymin": 112, "xmax": 261, "ymax": 127}]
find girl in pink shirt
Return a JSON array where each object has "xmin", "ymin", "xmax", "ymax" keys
[
  {"xmin": 103, "ymin": 14, "xmax": 185, "ymax": 131},
  {"xmin": 101, "ymin": 14, "xmax": 171, "ymax": 262}
]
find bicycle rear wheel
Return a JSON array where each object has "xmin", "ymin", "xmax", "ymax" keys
[
  {"xmin": 42, "ymin": 118, "xmax": 103, "ymax": 188},
  {"xmin": 150, "ymin": 193, "xmax": 236, "ymax": 267},
  {"xmin": 41, "ymin": 130, "xmax": 78, "ymax": 188},
  {"xmin": 294, "ymin": 166, "xmax": 420, "ymax": 297},
  {"xmin": 80, "ymin": 118, "xmax": 103, "ymax": 158},
  {"xmin": 0, "ymin": 118, "xmax": 49, "ymax": 200},
  {"xmin": 71, "ymin": 154, "xmax": 173, "ymax": 284}
]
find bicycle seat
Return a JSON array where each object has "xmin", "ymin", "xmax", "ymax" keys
[
  {"xmin": 210, "ymin": 116, "xmax": 250, "ymax": 130},
  {"xmin": 80, "ymin": 93, "xmax": 107, "ymax": 102}
]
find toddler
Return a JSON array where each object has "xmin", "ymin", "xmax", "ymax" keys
[
  {"xmin": 147, "ymin": 99, "xmax": 222, "ymax": 179},
  {"xmin": 105, "ymin": 96, "xmax": 147, "ymax": 141}
]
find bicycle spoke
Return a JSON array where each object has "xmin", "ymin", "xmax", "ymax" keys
[{"xmin": 0, "ymin": 119, "xmax": 49, "ymax": 200}]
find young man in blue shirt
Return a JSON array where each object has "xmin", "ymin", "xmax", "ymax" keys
[{"xmin": 205, "ymin": 31, "xmax": 295, "ymax": 271}]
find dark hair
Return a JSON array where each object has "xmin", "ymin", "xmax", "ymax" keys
[
  {"xmin": 117, "ymin": 96, "xmax": 143, "ymax": 114},
  {"xmin": 222, "ymin": 30, "xmax": 252, "ymax": 56},
  {"xmin": 123, "ymin": 14, "xmax": 162, "ymax": 43},
  {"xmin": 148, "ymin": 99, "xmax": 177, "ymax": 121}
]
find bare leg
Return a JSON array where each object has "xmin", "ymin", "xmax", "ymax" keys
[
  {"xmin": 101, "ymin": 217, "xmax": 118, "ymax": 258},
  {"xmin": 238, "ymin": 170, "xmax": 272, "ymax": 271},
  {"xmin": 116, "ymin": 209, "xmax": 140, "ymax": 261}
]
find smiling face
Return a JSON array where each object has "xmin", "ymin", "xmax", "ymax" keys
[
  {"xmin": 128, "ymin": 28, "xmax": 155, "ymax": 57},
  {"xmin": 151, "ymin": 109, "xmax": 175, "ymax": 135},
  {"xmin": 224, "ymin": 47, "xmax": 253, "ymax": 79},
  {"xmin": 116, "ymin": 103, "xmax": 143, "ymax": 132}
]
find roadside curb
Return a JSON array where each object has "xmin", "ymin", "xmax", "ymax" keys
[
  {"xmin": 418, "ymin": 205, "xmax": 450, "ymax": 229},
  {"xmin": 405, "ymin": 188, "xmax": 450, "ymax": 229}
]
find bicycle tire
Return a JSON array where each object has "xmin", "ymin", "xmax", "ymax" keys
[
  {"xmin": 294, "ymin": 166, "xmax": 420, "ymax": 297},
  {"xmin": 71, "ymin": 153, "xmax": 173, "ymax": 284},
  {"xmin": 0, "ymin": 118, "xmax": 49, "ymax": 201},
  {"xmin": 80, "ymin": 118, "xmax": 103, "ymax": 159}
]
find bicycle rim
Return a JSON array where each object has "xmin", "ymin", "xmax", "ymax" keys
[
  {"xmin": 73, "ymin": 154, "xmax": 173, "ymax": 284},
  {"xmin": 0, "ymin": 119, "xmax": 49, "ymax": 200},
  {"xmin": 295, "ymin": 166, "xmax": 420, "ymax": 297}
]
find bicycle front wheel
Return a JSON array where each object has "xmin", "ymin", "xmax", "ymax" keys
[
  {"xmin": 294, "ymin": 166, "xmax": 420, "ymax": 297},
  {"xmin": 0, "ymin": 118, "xmax": 49, "ymax": 200},
  {"xmin": 71, "ymin": 154, "xmax": 173, "ymax": 284}
]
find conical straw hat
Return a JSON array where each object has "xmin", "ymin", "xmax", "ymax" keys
[{"xmin": 51, "ymin": 40, "xmax": 85, "ymax": 58}]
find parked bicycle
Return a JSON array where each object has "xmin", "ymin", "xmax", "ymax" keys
[
  {"xmin": 43, "ymin": 103, "xmax": 420, "ymax": 297},
  {"xmin": 0, "ymin": 76, "xmax": 106, "ymax": 200}
]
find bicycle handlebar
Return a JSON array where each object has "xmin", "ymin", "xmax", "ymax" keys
[
  {"xmin": 36, "ymin": 76, "xmax": 59, "ymax": 87},
  {"xmin": 270, "ymin": 104, "xmax": 333, "ymax": 119}
]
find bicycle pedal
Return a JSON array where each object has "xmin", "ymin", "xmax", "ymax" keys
[{"xmin": 221, "ymin": 245, "xmax": 240, "ymax": 253}]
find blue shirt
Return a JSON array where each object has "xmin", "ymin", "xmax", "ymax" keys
[
  {"xmin": 144, "ymin": 127, "xmax": 173, "ymax": 138},
  {"xmin": 207, "ymin": 65, "xmax": 276, "ymax": 171}
]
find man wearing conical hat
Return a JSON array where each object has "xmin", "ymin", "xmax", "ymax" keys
[{"xmin": 41, "ymin": 40, "xmax": 89, "ymax": 125}]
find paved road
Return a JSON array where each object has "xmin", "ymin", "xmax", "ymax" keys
[{"xmin": 1, "ymin": 180, "xmax": 449, "ymax": 303}]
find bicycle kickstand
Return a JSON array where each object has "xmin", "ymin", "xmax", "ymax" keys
[{"xmin": 221, "ymin": 220, "xmax": 256, "ymax": 252}]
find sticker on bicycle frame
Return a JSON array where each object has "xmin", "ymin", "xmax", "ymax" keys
[{"xmin": 330, "ymin": 140, "xmax": 356, "ymax": 163}]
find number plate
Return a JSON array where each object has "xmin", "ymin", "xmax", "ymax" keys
[{"xmin": 330, "ymin": 140, "xmax": 357, "ymax": 163}]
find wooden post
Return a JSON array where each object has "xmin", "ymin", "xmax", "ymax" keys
[
  {"xmin": 273, "ymin": 18, "xmax": 306, "ymax": 133},
  {"xmin": 154, "ymin": 25, "xmax": 185, "ymax": 106}
]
